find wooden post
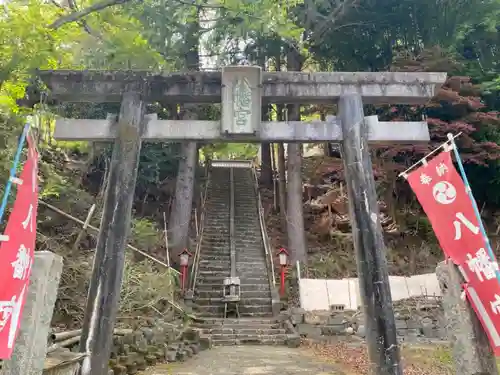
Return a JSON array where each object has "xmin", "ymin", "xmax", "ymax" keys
[
  {"xmin": 78, "ymin": 90, "xmax": 146, "ymax": 375},
  {"xmin": 338, "ymin": 94, "xmax": 402, "ymax": 375},
  {"xmin": 72, "ymin": 203, "xmax": 96, "ymax": 251}
]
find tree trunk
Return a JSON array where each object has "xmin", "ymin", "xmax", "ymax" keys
[
  {"xmin": 285, "ymin": 46, "xmax": 307, "ymax": 263},
  {"xmin": 169, "ymin": 140, "xmax": 197, "ymax": 253},
  {"xmin": 168, "ymin": 10, "xmax": 199, "ymax": 258},
  {"xmin": 277, "ymin": 143, "xmax": 287, "ymax": 231},
  {"xmin": 260, "ymin": 143, "xmax": 272, "ymax": 186},
  {"xmin": 321, "ymin": 113, "xmax": 331, "ymax": 156},
  {"xmin": 260, "ymin": 105, "xmax": 272, "ymax": 187}
]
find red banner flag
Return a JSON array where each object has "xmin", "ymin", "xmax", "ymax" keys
[
  {"xmin": 407, "ymin": 150, "xmax": 483, "ymax": 264},
  {"xmin": 0, "ymin": 135, "xmax": 39, "ymax": 359},
  {"xmin": 407, "ymin": 149, "xmax": 500, "ymax": 354}
]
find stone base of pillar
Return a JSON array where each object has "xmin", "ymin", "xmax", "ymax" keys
[
  {"xmin": 1, "ymin": 251, "xmax": 63, "ymax": 375},
  {"xmin": 436, "ymin": 260, "xmax": 499, "ymax": 375}
]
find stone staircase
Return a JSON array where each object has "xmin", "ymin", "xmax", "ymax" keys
[
  {"xmin": 233, "ymin": 167, "xmax": 273, "ymax": 317},
  {"xmin": 191, "ymin": 163, "xmax": 285, "ymax": 346},
  {"xmin": 191, "ymin": 318, "xmax": 287, "ymax": 346},
  {"xmin": 193, "ymin": 167, "xmax": 231, "ymax": 317}
]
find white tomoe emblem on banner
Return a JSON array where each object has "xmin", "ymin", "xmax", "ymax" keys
[
  {"xmin": 466, "ymin": 248, "xmax": 499, "ymax": 282},
  {"xmin": 432, "ymin": 181, "xmax": 457, "ymax": 204},
  {"xmin": 454, "ymin": 212, "xmax": 480, "ymax": 240}
]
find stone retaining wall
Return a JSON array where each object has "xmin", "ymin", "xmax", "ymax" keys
[
  {"xmin": 1, "ymin": 320, "xmax": 210, "ymax": 375},
  {"xmin": 107, "ymin": 321, "xmax": 210, "ymax": 374},
  {"xmin": 284, "ymin": 297, "xmax": 447, "ymax": 343}
]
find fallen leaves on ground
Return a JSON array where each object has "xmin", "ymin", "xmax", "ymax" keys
[{"xmin": 302, "ymin": 339, "xmax": 453, "ymax": 375}]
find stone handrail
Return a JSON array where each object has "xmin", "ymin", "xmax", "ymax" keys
[
  {"xmin": 250, "ymin": 163, "xmax": 276, "ymax": 289},
  {"xmin": 189, "ymin": 162, "xmax": 211, "ymax": 292}
]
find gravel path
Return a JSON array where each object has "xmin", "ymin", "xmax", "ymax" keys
[{"xmin": 143, "ymin": 345, "xmax": 345, "ymax": 375}]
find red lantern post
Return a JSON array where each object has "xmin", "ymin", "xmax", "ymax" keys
[
  {"xmin": 277, "ymin": 248, "xmax": 289, "ymax": 297},
  {"xmin": 179, "ymin": 249, "xmax": 192, "ymax": 292}
]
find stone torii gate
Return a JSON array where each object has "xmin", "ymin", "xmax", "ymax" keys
[{"xmin": 38, "ymin": 67, "xmax": 446, "ymax": 375}]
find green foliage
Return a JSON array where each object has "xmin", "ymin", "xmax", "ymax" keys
[
  {"xmin": 0, "ymin": 0, "xmax": 82, "ymax": 110},
  {"xmin": 131, "ymin": 218, "xmax": 162, "ymax": 250},
  {"xmin": 201, "ymin": 143, "xmax": 258, "ymax": 161}
]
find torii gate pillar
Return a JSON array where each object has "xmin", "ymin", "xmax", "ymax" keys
[
  {"xmin": 78, "ymin": 90, "xmax": 146, "ymax": 375},
  {"xmin": 339, "ymin": 94, "xmax": 401, "ymax": 374}
]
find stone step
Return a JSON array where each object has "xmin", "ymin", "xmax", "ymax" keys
[
  {"xmin": 196, "ymin": 289, "xmax": 270, "ymax": 299},
  {"xmin": 197, "ymin": 262, "xmax": 230, "ymax": 270},
  {"xmin": 234, "ymin": 233, "xmax": 261, "ymax": 238},
  {"xmin": 193, "ymin": 322, "xmax": 281, "ymax": 330},
  {"xmin": 196, "ymin": 274, "xmax": 231, "ymax": 282},
  {"xmin": 199, "ymin": 248, "xmax": 230, "ymax": 253},
  {"xmin": 198, "ymin": 255, "xmax": 231, "ymax": 262},
  {"xmin": 236, "ymin": 258, "xmax": 270, "ymax": 264},
  {"xmin": 205, "ymin": 207, "xmax": 230, "ymax": 212},
  {"xmin": 200, "ymin": 255, "xmax": 266, "ymax": 262},
  {"xmin": 200, "ymin": 328, "xmax": 286, "ymax": 337},
  {"xmin": 195, "ymin": 297, "xmax": 272, "ymax": 306},
  {"xmin": 195, "ymin": 283, "xmax": 271, "ymax": 292},
  {"xmin": 200, "ymin": 241, "xmax": 230, "ymax": 247},
  {"xmin": 195, "ymin": 286, "xmax": 271, "ymax": 295},
  {"xmin": 195, "ymin": 317, "xmax": 277, "ymax": 325},
  {"xmin": 199, "ymin": 245, "xmax": 230, "ymax": 251},
  {"xmin": 198, "ymin": 261, "xmax": 231, "ymax": 268},
  {"xmin": 202, "ymin": 222, "xmax": 229, "ymax": 227},
  {"xmin": 199, "ymin": 239, "xmax": 229, "ymax": 244},
  {"xmin": 235, "ymin": 262, "xmax": 268, "ymax": 268},
  {"xmin": 236, "ymin": 264, "xmax": 268, "ymax": 270},
  {"xmin": 211, "ymin": 338, "xmax": 238, "ymax": 346},
  {"xmin": 197, "ymin": 275, "xmax": 269, "ymax": 283},
  {"xmin": 197, "ymin": 261, "xmax": 267, "ymax": 268},
  {"xmin": 197, "ymin": 271, "xmax": 237, "ymax": 278},
  {"xmin": 204, "ymin": 211, "xmax": 229, "ymax": 216},
  {"xmin": 194, "ymin": 304, "xmax": 273, "ymax": 315},
  {"xmin": 209, "ymin": 335, "xmax": 287, "ymax": 346},
  {"xmin": 238, "ymin": 272, "xmax": 270, "ymax": 279},
  {"xmin": 194, "ymin": 311, "xmax": 273, "ymax": 318},
  {"xmin": 199, "ymin": 243, "xmax": 230, "ymax": 248},
  {"xmin": 235, "ymin": 256, "xmax": 266, "ymax": 261},
  {"xmin": 199, "ymin": 257, "xmax": 231, "ymax": 262},
  {"xmin": 202, "ymin": 234, "xmax": 230, "ymax": 240},
  {"xmin": 202, "ymin": 224, "xmax": 229, "ymax": 229}
]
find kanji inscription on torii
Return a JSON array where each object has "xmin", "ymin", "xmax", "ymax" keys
[{"xmin": 221, "ymin": 66, "xmax": 262, "ymax": 135}]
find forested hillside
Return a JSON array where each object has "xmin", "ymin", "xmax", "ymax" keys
[{"xmin": 0, "ymin": 0, "xmax": 499, "ymax": 325}]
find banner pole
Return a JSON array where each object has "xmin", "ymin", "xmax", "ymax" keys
[
  {"xmin": 0, "ymin": 123, "xmax": 30, "ymax": 224},
  {"xmin": 446, "ymin": 133, "xmax": 500, "ymax": 282}
]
